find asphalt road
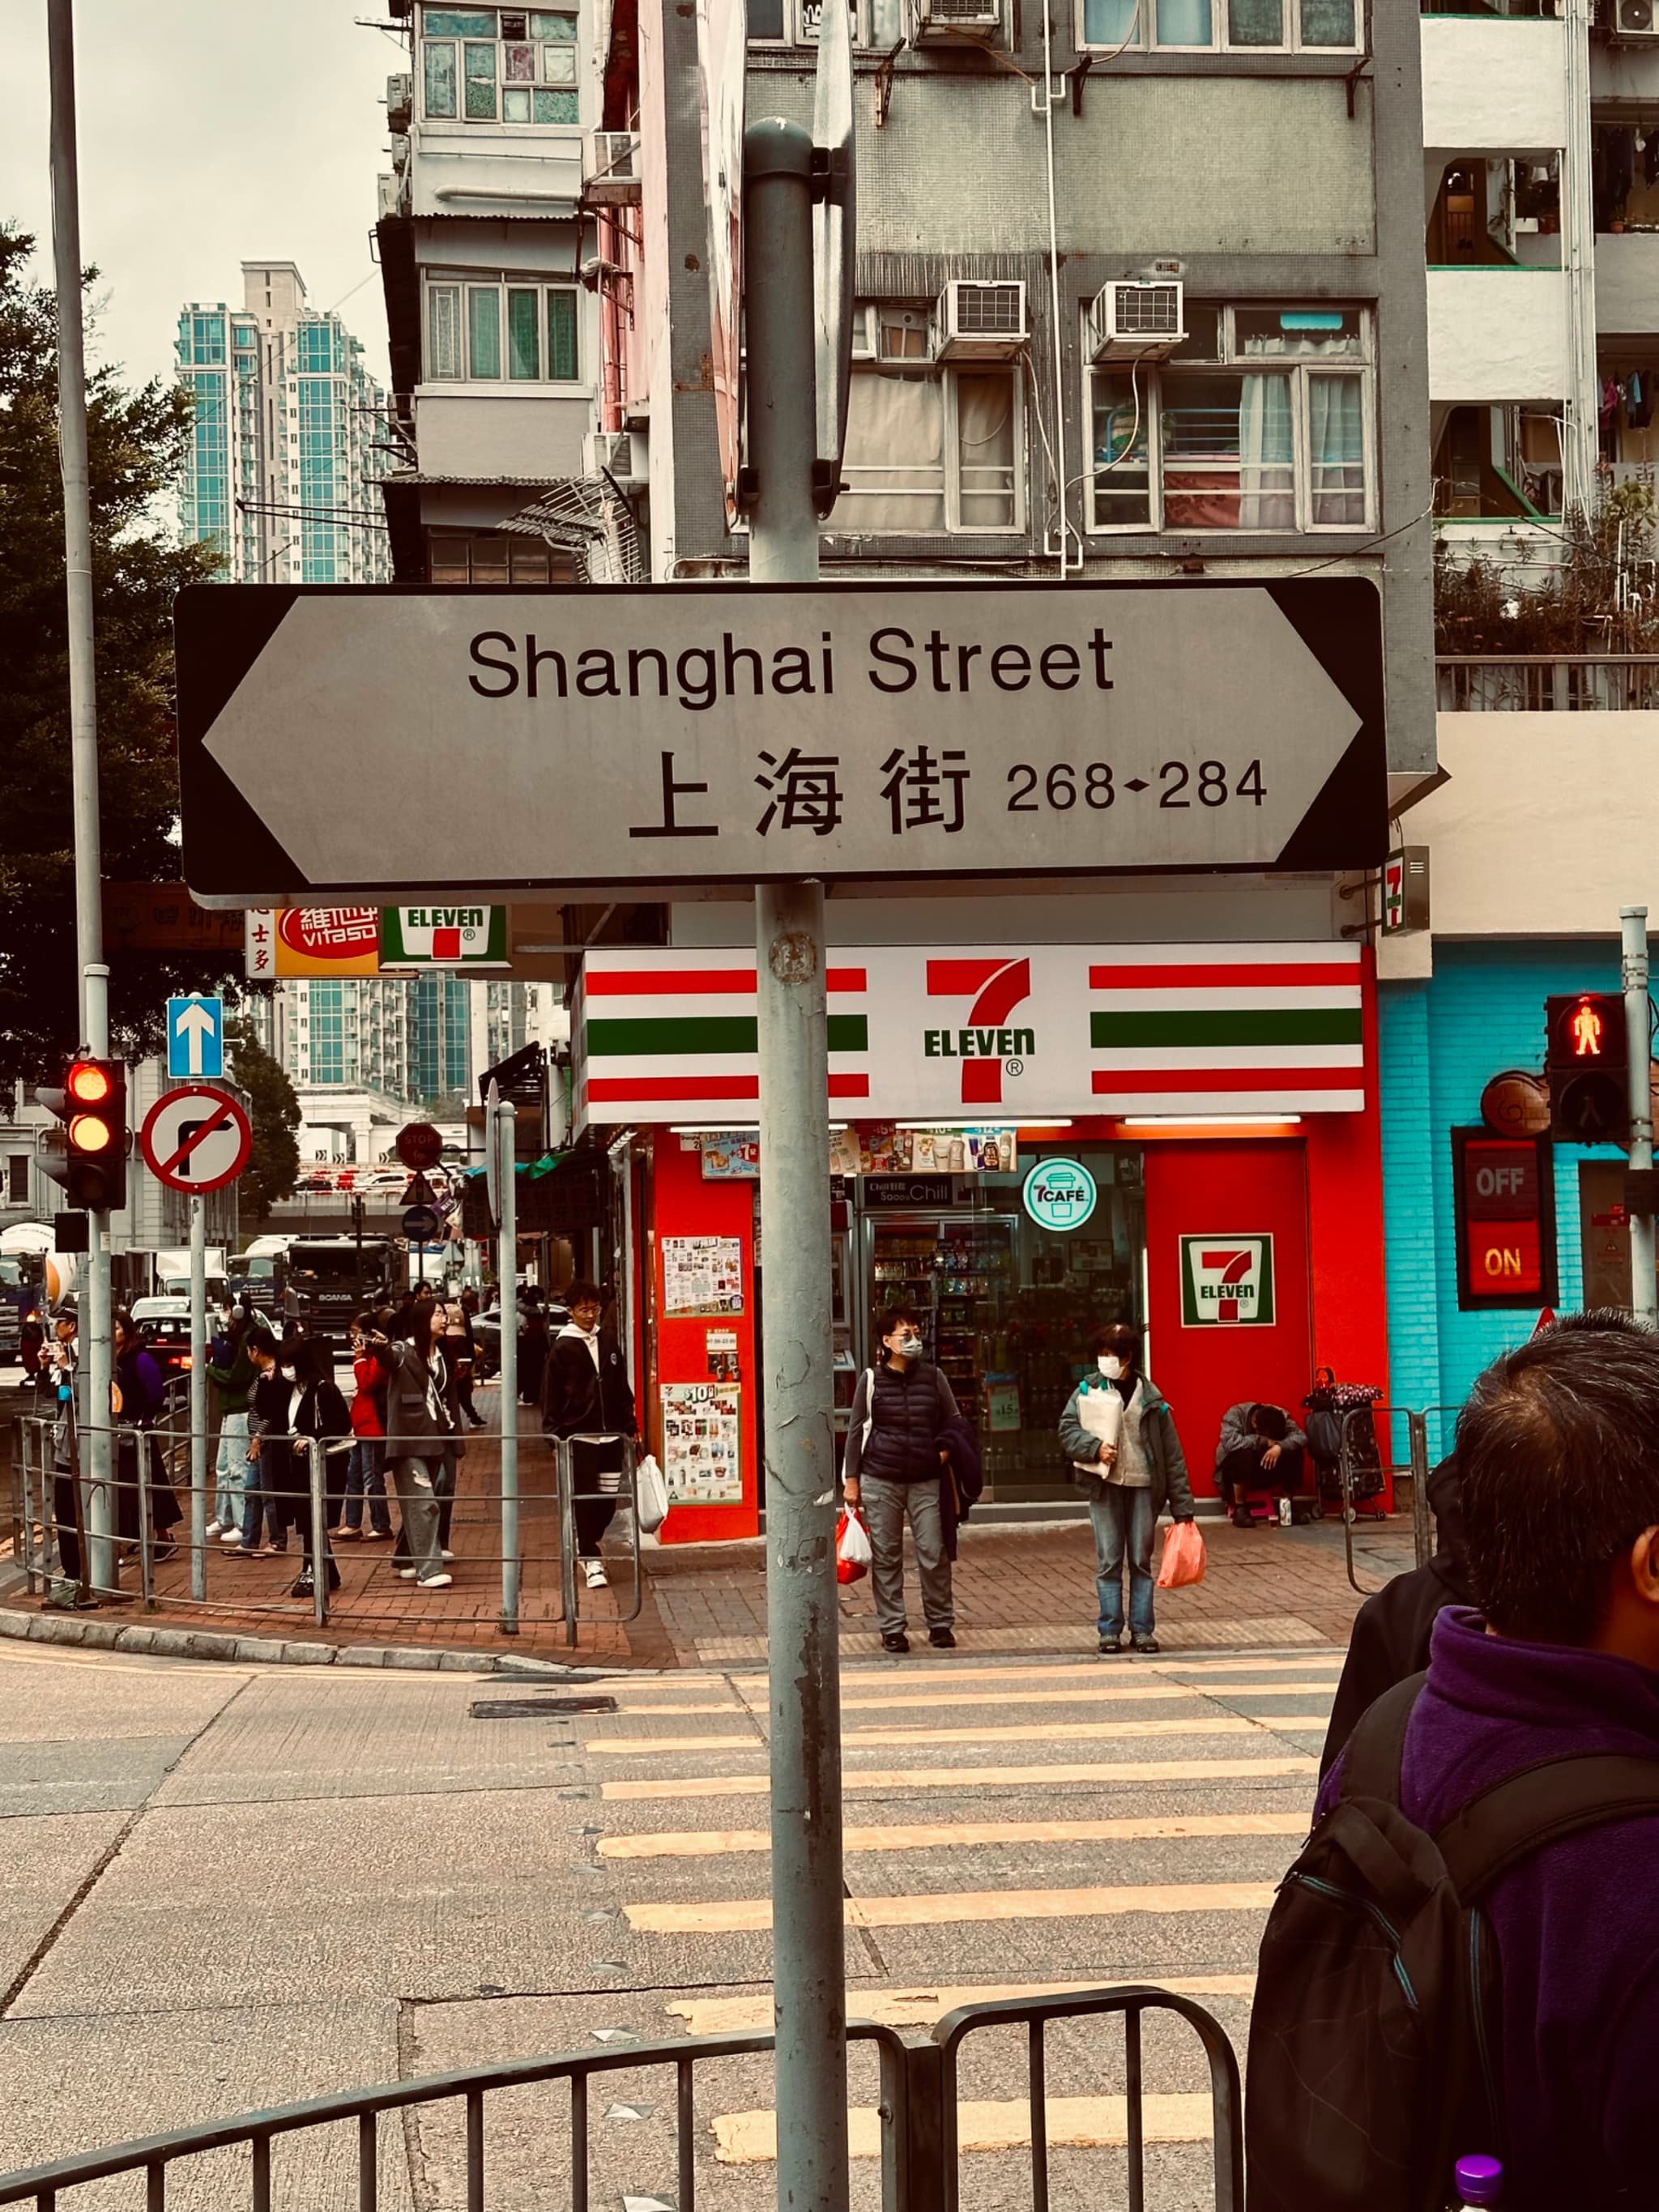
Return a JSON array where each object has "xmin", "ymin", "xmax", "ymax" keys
[{"xmin": 0, "ymin": 1634, "xmax": 1341, "ymax": 2210}]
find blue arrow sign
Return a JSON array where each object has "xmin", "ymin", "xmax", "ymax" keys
[{"xmin": 168, "ymin": 995, "xmax": 224, "ymax": 1080}]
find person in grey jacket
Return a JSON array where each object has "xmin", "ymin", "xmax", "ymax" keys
[
  {"xmin": 371, "ymin": 1299, "xmax": 454, "ymax": 1591},
  {"xmin": 1059, "ymin": 1319, "xmax": 1196, "ymax": 1655},
  {"xmin": 1214, "ymin": 1400, "xmax": 1307, "ymax": 1521}
]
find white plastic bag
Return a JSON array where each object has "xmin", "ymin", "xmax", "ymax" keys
[
  {"xmin": 837, "ymin": 1508, "xmax": 872, "ymax": 1583},
  {"xmin": 636, "ymin": 1452, "xmax": 671, "ymax": 1534}
]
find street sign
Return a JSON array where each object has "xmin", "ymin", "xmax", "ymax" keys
[
  {"xmin": 812, "ymin": 0, "xmax": 855, "ymax": 513},
  {"xmin": 167, "ymin": 995, "xmax": 224, "ymax": 1079},
  {"xmin": 139, "ymin": 1085, "xmax": 252, "ymax": 1196},
  {"xmin": 176, "ymin": 578, "xmax": 1387, "ymax": 902},
  {"xmin": 403, "ymin": 1204, "xmax": 442, "ymax": 1242},
  {"xmin": 380, "ymin": 906, "xmax": 509, "ymax": 966},
  {"xmin": 395, "ymin": 1120, "xmax": 444, "ymax": 1170}
]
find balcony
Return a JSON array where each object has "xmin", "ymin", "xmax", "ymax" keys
[
  {"xmin": 1420, "ymin": 15, "xmax": 1567, "ymax": 154},
  {"xmin": 409, "ymin": 121, "xmax": 583, "ymax": 219},
  {"xmin": 1427, "ymin": 267, "xmax": 1570, "ymax": 401}
]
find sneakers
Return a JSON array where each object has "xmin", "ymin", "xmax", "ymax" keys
[
  {"xmin": 203, "ymin": 1519, "xmax": 222, "ymax": 1538},
  {"xmin": 397, "ymin": 1566, "xmax": 419, "ymax": 1581},
  {"xmin": 335, "ymin": 1526, "xmax": 361, "ymax": 1541},
  {"xmin": 582, "ymin": 1558, "xmax": 608, "ymax": 1589},
  {"xmin": 417, "ymin": 1572, "xmax": 453, "ymax": 1590},
  {"xmin": 220, "ymin": 1530, "xmax": 245, "ymax": 1547},
  {"xmin": 441, "ymin": 1549, "xmax": 455, "ymax": 1562},
  {"xmin": 1098, "ymin": 1634, "xmax": 1125, "ymax": 1655},
  {"xmin": 881, "ymin": 1631, "xmax": 910, "ymax": 1653},
  {"xmin": 1132, "ymin": 1634, "xmax": 1162, "ymax": 1655},
  {"xmin": 928, "ymin": 1627, "xmax": 957, "ymax": 1649}
]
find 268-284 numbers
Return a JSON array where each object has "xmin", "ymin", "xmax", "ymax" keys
[{"xmin": 1005, "ymin": 760, "xmax": 1266, "ymax": 812}]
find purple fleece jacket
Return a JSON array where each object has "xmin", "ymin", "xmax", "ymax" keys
[{"xmin": 1317, "ymin": 1606, "xmax": 1659, "ymax": 2206}]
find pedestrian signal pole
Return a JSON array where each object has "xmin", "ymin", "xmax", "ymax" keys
[
  {"xmin": 49, "ymin": 0, "xmax": 114, "ymax": 1592},
  {"xmin": 744, "ymin": 111, "xmax": 851, "ymax": 2212},
  {"xmin": 1622, "ymin": 906, "xmax": 1656, "ymax": 1322}
]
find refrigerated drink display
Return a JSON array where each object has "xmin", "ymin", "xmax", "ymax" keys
[{"xmin": 869, "ymin": 1220, "xmax": 1013, "ymax": 1415}]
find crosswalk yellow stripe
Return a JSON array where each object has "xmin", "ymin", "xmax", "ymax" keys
[
  {"xmin": 669, "ymin": 1975, "xmax": 1257, "ymax": 2035},
  {"xmin": 601, "ymin": 1810, "xmax": 1308, "ymax": 1859},
  {"xmin": 586, "ymin": 1714, "xmax": 1329, "ymax": 1754},
  {"xmin": 723, "ymin": 1681, "xmax": 1339, "ymax": 1716},
  {"xmin": 714, "ymin": 2092, "xmax": 1214, "ymax": 2161},
  {"xmin": 600, "ymin": 1752, "xmax": 1319, "ymax": 1800},
  {"xmin": 624, "ymin": 1879, "xmax": 1277, "ymax": 1933}
]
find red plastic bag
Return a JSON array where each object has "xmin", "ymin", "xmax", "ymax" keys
[
  {"xmin": 1156, "ymin": 1520, "xmax": 1206, "ymax": 1590},
  {"xmin": 836, "ymin": 1509, "xmax": 872, "ymax": 1584}
]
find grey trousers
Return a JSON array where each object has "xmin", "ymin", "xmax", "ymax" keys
[
  {"xmin": 863, "ymin": 1474, "xmax": 953, "ymax": 1635},
  {"xmin": 387, "ymin": 1455, "xmax": 444, "ymax": 1579}
]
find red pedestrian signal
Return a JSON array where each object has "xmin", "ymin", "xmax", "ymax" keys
[
  {"xmin": 34, "ymin": 1059, "xmax": 128, "ymax": 1211},
  {"xmin": 1543, "ymin": 995, "xmax": 1629, "ymax": 1147}
]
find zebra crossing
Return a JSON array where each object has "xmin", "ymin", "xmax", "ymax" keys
[{"xmin": 565, "ymin": 1644, "xmax": 1341, "ymax": 2172}]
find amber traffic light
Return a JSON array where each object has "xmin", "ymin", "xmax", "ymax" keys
[{"xmin": 35, "ymin": 1058, "xmax": 128, "ymax": 1211}]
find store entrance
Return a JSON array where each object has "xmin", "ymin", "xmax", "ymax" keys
[{"xmin": 855, "ymin": 1149, "xmax": 1146, "ymax": 1502}]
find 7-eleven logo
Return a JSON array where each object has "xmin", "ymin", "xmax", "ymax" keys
[
  {"xmin": 1179, "ymin": 1234, "xmax": 1276, "ymax": 1328},
  {"xmin": 923, "ymin": 957, "xmax": 1034, "ymax": 1106}
]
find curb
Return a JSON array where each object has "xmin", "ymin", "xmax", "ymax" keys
[{"xmin": 0, "ymin": 1602, "xmax": 608, "ymax": 1677}]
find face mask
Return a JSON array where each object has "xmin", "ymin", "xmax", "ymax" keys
[
  {"xmin": 895, "ymin": 1335, "xmax": 923, "ymax": 1358},
  {"xmin": 1098, "ymin": 1354, "xmax": 1124, "ymax": 1379},
  {"xmin": 280, "ymin": 1366, "xmax": 296, "ymax": 1382}
]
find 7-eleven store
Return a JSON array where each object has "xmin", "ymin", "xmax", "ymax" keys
[{"xmin": 571, "ymin": 939, "xmax": 1388, "ymax": 1543}]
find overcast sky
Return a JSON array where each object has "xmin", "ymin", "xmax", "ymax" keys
[{"xmin": 1, "ymin": 2, "xmax": 399, "ymax": 399}]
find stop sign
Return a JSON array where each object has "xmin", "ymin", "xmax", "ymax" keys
[{"xmin": 395, "ymin": 1121, "xmax": 443, "ymax": 1170}]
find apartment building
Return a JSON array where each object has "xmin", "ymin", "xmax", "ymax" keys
[
  {"xmin": 1375, "ymin": 4, "xmax": 1659, "ymax": 1417},
  {"xmin": 373, "ymin": 2, "xmax": 641, "ymax": 585},
  {"xmin": 175, "ymin": 262, "xmax": 393, "ymax": 584}
]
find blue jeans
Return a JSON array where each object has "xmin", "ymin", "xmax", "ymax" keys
[
  {"xmin": 215, "ymin": 1413, "xmax": 249, "ymax": 1527},
  {"xmin": 343, "ymin": 1437, "xmax": 392, "ymax": 1535},
  {"xmin": 1089, "ymin": 1484, "xmax": 1158, "ymax": 1643}
]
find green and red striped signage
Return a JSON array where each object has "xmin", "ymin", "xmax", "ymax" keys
[{"xmin": 575, "ymin": 943, "xmax": 1366, "ymax": 1127}]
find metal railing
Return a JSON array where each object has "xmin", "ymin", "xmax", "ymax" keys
[
  {"xmin": 0, "ymin": 1988, "xmax": 1244, "ymax": 2211},
  {"xmin": 8, "ymin": 1410, "xmax": 648, "ymax": 1644},
  {"xmin": 1435, "ymin": 654, "xmax": 1659, "ymax": 712}
]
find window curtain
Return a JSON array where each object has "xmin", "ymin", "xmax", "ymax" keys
[
  {"xmin": 429, "ymin": 287, "xmax": 461, "ymax": 380},
  {"xmin": 1308, "ymin": 373, "xmax": 1365, "ymax": 524},
  {"xmin": 1238, "ymin": 372, "xmax": 1294, "ymax": 527},
  {"xmin": 830, "ymin": 374, "xmax": 946, "ymax": 531},
  {"xmin": 955, "ymin": 372, "xmax": 1017, "ymax": 527}
]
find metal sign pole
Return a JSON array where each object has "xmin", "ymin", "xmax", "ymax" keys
[
  {"xmin": 745, "ymin": 113, "xmax": 850, "ymax": 2212},
  {"xmin": 495, "ymin": 1092, "xmax": 521, "ymax": 1635},
  {"xmin": 189, "ymin": 1195, "xmax": 209, "ymax": 1601},
  {"xmin": 1623, "ymin": 905, "xmax": 1656, "ymax": 1321}
]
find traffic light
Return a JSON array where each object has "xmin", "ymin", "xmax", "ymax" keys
[
  {"xmin": 1544, "ymin": 993, "xmax": 1630, "ymax": 1147},
  {"xmin": 35, "ymin": 1058, "xmax": 128, "ymax": 1211}
]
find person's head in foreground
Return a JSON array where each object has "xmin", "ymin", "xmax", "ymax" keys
[{"xmin": 1458, "ymin": 1308, "xmax": 1659, "ymax": 1664}]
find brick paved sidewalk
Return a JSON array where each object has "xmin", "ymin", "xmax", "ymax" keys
[{"xmin": 3, "ymin": 1379, "xmax": 1413, "ymax": 1667}]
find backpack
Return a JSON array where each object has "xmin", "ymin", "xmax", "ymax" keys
[{"xmin": 1245, "ymin": 1673, "xmax": 1659, "ymax": 2212}]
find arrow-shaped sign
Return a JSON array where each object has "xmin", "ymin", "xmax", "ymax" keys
[
  {"xmin": 174, "ymin": 1001, "xmax": 216, "ymax": 1074},
  {"xmin": 175, "ymin": 579, "xmax": 1386, "ymax": 904}
]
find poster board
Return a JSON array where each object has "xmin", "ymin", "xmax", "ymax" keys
[
  {"xmin": 662, "ymin": 1234, "xmax": 744, "ymax": 1315},
  {"xmin": 660, "ymin": 1381, "xmax": 743, "ymax": 1503}
]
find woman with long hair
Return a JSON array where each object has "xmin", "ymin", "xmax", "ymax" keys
[{"xmin": 371, "ymin": 1298, "xmax": 455, "ymax": 1591}]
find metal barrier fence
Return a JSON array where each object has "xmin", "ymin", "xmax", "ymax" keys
[
  {"xmin": 6, "ymin": 1407, "xmax": 645, "ymax": 1643},
  {"xmin": 1435, "ymin": 654, "xmax": 1659, "ymax": 712},
  {"xmin": 0, "ymin": 1988, "xmax": 1242, "ymax": 2212}
]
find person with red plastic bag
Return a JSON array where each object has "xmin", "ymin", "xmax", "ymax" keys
[{"xmin": 1059, "ymin": 1320, "xmax": 1198, "ymax": 1655}]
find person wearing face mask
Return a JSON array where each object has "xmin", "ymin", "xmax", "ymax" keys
[
  {"xmin": 237, "ymin": 1327, "xmax": 292, "ymax": 1561},
  {"xmin": 842, "ymin": 1306, "xmax": 961, "ymax": 1654},
  {"xmin": 541, "ymin": 1281, "xmax": 638, "ymax": 1590},
  {"xmin": 1060, "ymin": 1320, "xmax": 1197, "ymax": 1655}
]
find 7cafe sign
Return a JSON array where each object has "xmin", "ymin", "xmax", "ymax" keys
[{"xmin": 175, "ymin": 577, "xmax": 1385, "ymax": 901}]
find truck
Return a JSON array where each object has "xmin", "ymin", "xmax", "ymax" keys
[{"xmin": 283, "ymin": 1236, "xmax": 402, "ymax": 1343}]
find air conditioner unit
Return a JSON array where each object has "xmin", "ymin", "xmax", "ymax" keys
[
  {"xmin": 386, "ymin": 73, "xmax": 413, "ymax": 130},
  {"xmin": 586, "ymin": 428, "xmax": 642, "ymax": 487},
  {"xmin": 1612, "ymin": 0, "xmax": 1659, "ymax": 32},
  {"xmin": 1085, "ymin": 279, "xmax": 1186, "ymax": 362},
  {"xmin": 934, "ymin": 280, "xmax": 1026, "ymax": 360},
  {"xmin": 909, "ymin": 0, "xmax": 1002, "ymax": 42},
  {"xmin": 583, "ymin": 131, "xmax": 643, "ymax": 202}
]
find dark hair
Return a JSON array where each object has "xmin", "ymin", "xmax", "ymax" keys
[
  {"xmin": 1456, "ymin": 1311, "xmax": 1659, "ymax": 1643},
  {"xmin": 565, "ymin": 1278, "xmax": 603, "ymax": 1307},
  {"xmin": 409, "ymin": 1297, "xmax": 439, "ymax": 1353},
  {"xmin": 293, "ymin": 1340, "xmax": 331, "ymax": 1385},
  {"xmin": 113, "ymin": 1307, "xmax": 135, "ymax": 1343},
  {"xmin": 246, "ymin": 1326, "xmax": 279, "ymax": 1358},
  {"xmin": 1251, "ymin": 1402, "xmax": 1290, "ymax": 1443},
  {"xmin": 1089, "ymin": 1321, "xmax": 1143, "ymax": 1364},
  {"xmin": 353, "ymin": 1311, "xmax": 377, "ymax": 1336}
]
